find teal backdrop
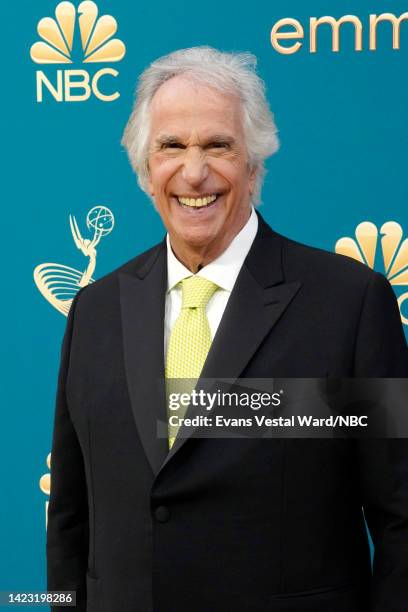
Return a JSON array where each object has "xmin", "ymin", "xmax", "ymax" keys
[{"xmin": 1, "ymin": 0, "xmax": 407, "ymax": 608}]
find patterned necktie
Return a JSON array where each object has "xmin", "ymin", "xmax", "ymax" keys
[{"xmin": 165, "ymin": 276, "xmax": 219, "ymax": 448}]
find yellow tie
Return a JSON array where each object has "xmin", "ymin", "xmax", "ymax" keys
[{"xmin": 165, "ymin": 276, "xmax": 219, "ymax": 449}]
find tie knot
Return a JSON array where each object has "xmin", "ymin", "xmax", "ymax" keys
[{"xmin": 180, "ymin": 276, "xmax": 219, "ymax": 309}]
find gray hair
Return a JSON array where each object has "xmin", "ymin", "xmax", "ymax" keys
[{"xmin": 121, "ymin": 46, "xmax": 279, "ymax": 205}]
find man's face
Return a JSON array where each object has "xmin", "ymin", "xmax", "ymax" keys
[{"xmin": 147, "ymin": 76, "xmax": 257, "ymax": 263}]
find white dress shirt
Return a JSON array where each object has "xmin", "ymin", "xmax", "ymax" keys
[{"xmin": 164, "ymin": 208, "xmax": 258, "ymax": 356}]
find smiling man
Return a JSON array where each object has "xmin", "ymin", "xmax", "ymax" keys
[
  {"xmin": 146, "ymin": 74, "xmax": 258, "ymax": 271},
  {"xmin": 47, "ymin": 47, "xmax": 408, "ymax": 612}
]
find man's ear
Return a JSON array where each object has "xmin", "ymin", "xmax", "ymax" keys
[
  {"xmin": 248, "ymin": 165, "xmax": 258, "ymax": 195},
  {"xmin": 146, "ymin": 162, "xmax": 155, "ymax": 196}
]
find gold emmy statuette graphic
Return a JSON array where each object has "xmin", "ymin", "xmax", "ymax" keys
[
  {"xmin": 39, "ymin": 454, "xmax": 51, "ymax": 528},
  {"xmin": 336, "ymin": 221, "xmax": 408, "ymax": 325},
  {"xmin": 34, "ymin": 206, "xmax": 115, "ymax": 316},
  {"xmin": 30, "ymin": 1, "xmax": 126, "ymax": 64}
]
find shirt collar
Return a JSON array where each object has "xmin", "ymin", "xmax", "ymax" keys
[{"xmin": 166, "ymin": 207, "xmax": 258, "ymax": 292}]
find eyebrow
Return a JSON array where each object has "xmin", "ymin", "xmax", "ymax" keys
[
  {"xmin": 155, "ymin": 135, "xmax": 181, "ymax": 146},
  {"xmin": 207, "ymin": 134, "xmax": 236, "ymax": 146}
]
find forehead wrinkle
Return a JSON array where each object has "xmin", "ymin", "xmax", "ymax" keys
[{"xmin": 150, "ymin": 84, "xmax": 243, "ymax": 127}]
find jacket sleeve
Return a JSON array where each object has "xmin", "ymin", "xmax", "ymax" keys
[
  {"xmin": 353, "ymin": 272, "xmax": 408, "ymax": 611},
  {"xmin": 46, "ymin": 289, "xmax": 88, "ymax": 611}
]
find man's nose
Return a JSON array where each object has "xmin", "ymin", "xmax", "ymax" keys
[{"xmin": 181, "ymin": 147, "xmax": 209, "ymax": 186}]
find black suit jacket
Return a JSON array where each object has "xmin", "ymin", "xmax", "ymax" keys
[{"xmin": 47, "ymin": 213, "xmax": 408, "ymax": 611}]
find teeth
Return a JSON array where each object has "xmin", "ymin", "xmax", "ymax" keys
[{"xmin": 177, "ymin": 195, "xmax": 217, "ymax": 207}]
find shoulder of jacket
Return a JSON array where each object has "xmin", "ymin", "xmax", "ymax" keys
[
  {"xmin": 279, "ymin": 232, "xmax": 379, "ymax": 289},
  {"xmin": 71, "ymin": 239, "xmax": 165, "ymax": 308}
]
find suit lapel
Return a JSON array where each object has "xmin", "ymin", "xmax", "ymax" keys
[
  {"xmin": 161, "ymin": 214, "xmax": 302, "ymax": 469},
  {"xmin": 119, "ymin": 241, "xmax": 169, "ymax": 476}
]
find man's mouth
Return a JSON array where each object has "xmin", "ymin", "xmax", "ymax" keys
[{"xmin": 176, "ymin": 194, "xmax": 218, "ymax": 209}]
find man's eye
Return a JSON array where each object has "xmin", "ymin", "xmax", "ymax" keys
[
  {"xmin": 209, "ymin": 142, "xmax": 229, "ymax": 149},
  {"xmin": 163, "ymin": 142, "xmax": 184, "ymax": 149}
]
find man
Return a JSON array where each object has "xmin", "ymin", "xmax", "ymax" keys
[{"xmin": 47, "ymin": 47, "xmax": 408, "ymax": 611}]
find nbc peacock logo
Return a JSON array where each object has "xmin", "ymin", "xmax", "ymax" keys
[
  {"xmin": 30, "ymin": 1, "xmax": 126, "ymax": 103},
  {"xmin": 335, "ymin": 221, "xmax": 408, "ymax": 325},
  {"xmin": 39, "ymin": 453, "xmax": 51, "ymax": 528}
]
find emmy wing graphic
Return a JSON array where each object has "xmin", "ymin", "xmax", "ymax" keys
[
  {"xmin": 336, "ymin": 221, "xmax": 408, "ymax": 325},
  {"xmin": 34, "ymin": 206, "xmax": 115, "ymax": 315}
]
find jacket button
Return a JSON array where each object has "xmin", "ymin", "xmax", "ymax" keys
[{"xmin": 154, "ymin": 506, "xmax": 170, "ymax": 523}]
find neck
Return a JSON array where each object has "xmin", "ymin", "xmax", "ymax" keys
[
  {"xmin": 170, "ymin": 244, "xmax": 218, "ymax": 273},
  {"xmin": 169, "ymin": 210, "xmax": 251, "ymax": 273}
]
